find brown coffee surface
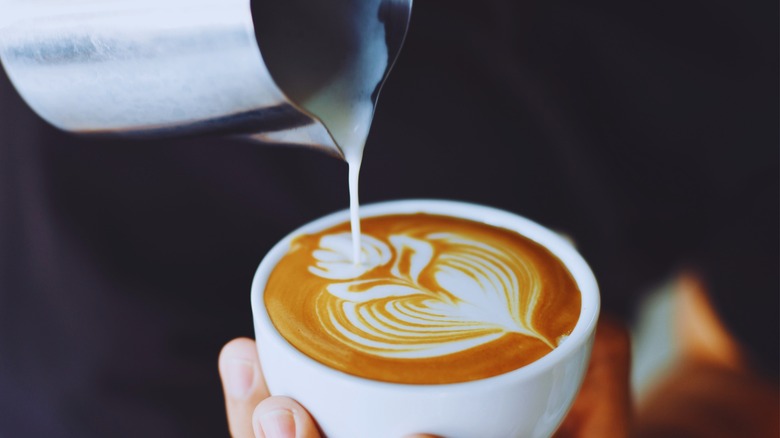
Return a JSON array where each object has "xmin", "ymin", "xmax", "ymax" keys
[{"xmin": 265, "ymin": 214, "xmax": 581, "ymax": 384}]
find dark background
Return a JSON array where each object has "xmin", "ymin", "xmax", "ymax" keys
[{"xmin": 1, "ymin": 0, "xmax": 777, "ymax": 436}]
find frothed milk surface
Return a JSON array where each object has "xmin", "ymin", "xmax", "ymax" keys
[{"xmin": 265, "ymin": 214, "xmax": 581, "ymax": 384}]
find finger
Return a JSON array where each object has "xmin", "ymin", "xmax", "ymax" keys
[
  {"xmin": 220, "ymin": 338, "xmax": 270, "ymax": 438},
  {"xmin": 253, "ymin": 396, "xmax": 321, "ymax": 438},
  {"xmin": 554, "ymin": 315, "xmax": 632, "ymax": 438}
]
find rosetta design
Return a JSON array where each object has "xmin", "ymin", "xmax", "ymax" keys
[{"xmin": 308, "ymin": 231, "xmax": 557, "ymax": 359}]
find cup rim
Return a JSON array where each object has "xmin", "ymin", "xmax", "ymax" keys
[{"xmin": 251, "ymin": 199, "xmax": 600, "ymax": 391}]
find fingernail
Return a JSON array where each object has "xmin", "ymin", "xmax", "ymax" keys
[
  {"xmin": 223, "ymin": 359, "xmax": 255, "ymax": 400},
  {"xmin": 257, "ymin": 409, "xmax": 296, "ymax": 438}
]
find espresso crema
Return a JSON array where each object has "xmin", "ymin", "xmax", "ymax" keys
[{"xmin": 265, "ymin": 214, "xmax": 581, "ymax": 384}]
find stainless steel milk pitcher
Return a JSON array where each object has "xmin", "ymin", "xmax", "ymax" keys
[{"xmin": 0, "ymin": 0, "xmax": 412, "ymax": 158}]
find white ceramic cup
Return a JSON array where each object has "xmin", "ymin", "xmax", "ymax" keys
[{"xmin": 251, "ymin": 199, "xmax": 600, "ymax": 438}]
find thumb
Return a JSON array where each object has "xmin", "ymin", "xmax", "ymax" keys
[
  {"xmin": 253, "ymin": 396, "xmax": 321, "ymax": 438},
  {"xmin": 219, "ymin": 338, "xmax": 269, "ymax": 438}
]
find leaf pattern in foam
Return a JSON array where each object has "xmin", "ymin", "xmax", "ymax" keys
[{"xmin": 309, "ymin": 231, "xmax": 555, "ymax": 359}]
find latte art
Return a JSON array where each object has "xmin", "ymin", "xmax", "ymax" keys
[
  {"xmin": 266, "ymin": 214, "xmax": 581, "ymax": 384},
  {"xmin": 310, "ymin": 231, "xmax": 557, "ymax": 359}
]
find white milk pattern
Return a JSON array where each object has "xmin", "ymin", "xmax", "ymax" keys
[{"xmin": 308, "ymin": 231, "xmax": 557, "ymax": 359}]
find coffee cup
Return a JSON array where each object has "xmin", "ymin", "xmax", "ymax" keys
[{"xmin": 251, "ymin": 199, "xmax": 600, "ymax": 438}]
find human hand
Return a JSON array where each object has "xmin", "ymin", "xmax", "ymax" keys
[
  {"xmin": 553, "ymin": 316, "xmax": 632, "ymax": 438},
  {"xmin": 218, "ymin": 337, "xmax": 317, "ymax": 438},
  {"xmin": 218, "ymin": 338, "xmax": 435, "ymax": 438},
  {"xmin": 219, "ymin": 316, "xmax": 631, "ymax": 438}
]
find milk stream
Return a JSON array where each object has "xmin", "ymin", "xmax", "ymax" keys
[
  {"xmin": 348, "ymin": 156, "xmax": 362, "ymax": 265},
  {"xmin": 298, "ymin": 0, "xmax": 389, "ymax": 266},
  {"xmin": 312, "ymin": 103, "xmax": 371, "ymax": 266}
]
